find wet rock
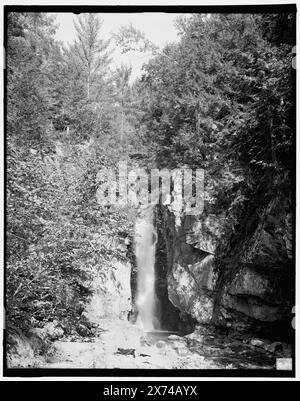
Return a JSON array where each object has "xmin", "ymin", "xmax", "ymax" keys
[
  {"xmin": 156, "ymin": 340, "xmax": 167, "ymax": 348},
  {"xmin": 116, "ymin": 348, "xmax": 136, "ymax": 357},
  {"xmin": 250, "ymin": 339, "xmax": 265, "ymax": 348},
  {"xmin": 139, "ymin": 352, "xmax": 151, "ymax": 357},
  {"xmin": 267, "ymin": 341, "xmax": 283, "ymax": 353},
  {"xmin": 168, "ymin": 335, "xmax": 182, "ymax": 341},
  {"xmin": 167, "ymin": 254, "xmax": 216, "ymax": 324},
  {"xmin": 76, "ymin": 323, "xmax": 91, "ymax": 337},
  {"xmin": 185, "ymin": 332, "xmax": 204, "ymax": 348}
]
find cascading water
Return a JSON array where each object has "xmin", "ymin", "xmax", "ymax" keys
[{"xmin": 135, "ymin": 207, "xmax": 160, "ymax": 331}]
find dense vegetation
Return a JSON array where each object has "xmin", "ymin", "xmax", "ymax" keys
[
  {"xmin": 6, "ymin": 12, "xmax": 295, "ymax": 333},
  {"xmin": 132, "ymin": 13, "xmax": 295, "ymax": 319},
  {"xmin": 6, "ymin": 13, "xmax": 138, "ymax": 331}
]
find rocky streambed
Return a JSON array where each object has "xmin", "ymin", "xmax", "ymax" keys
[{"xmin": 8, "ymin": 319, "xmax": 291, "ymax": 370}]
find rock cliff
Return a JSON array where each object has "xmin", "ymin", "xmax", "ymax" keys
[{"xmin": 154, "ymin": 193, "xmax": 294, "ymax": 341}]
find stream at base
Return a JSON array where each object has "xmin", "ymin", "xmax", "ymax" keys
[
  {"xmin": 144, "ymin": 331, "xmax": 184, "ymax": 345},
  {"xmin": 37, "ymin": 319, "xmax": 292, "ymax": 370}
]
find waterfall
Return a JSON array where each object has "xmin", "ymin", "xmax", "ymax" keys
[{"xmin": 135, "ymin": 207, "xmax": 159, "ymax": 331}]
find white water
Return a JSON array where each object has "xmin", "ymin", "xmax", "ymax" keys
[{"xmin": 135, "ymin": 207, "xmax": 159, "ymax": 331}]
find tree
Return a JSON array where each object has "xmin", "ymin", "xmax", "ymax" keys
[
  {"xmin": 6, "ymin": 12, "xmax": 138, "ymax": 333},
  {"xmin": 73, "ymin": 13, "xmax": 111, "ymax": 100},
  {"xmin": 7, "ymin": 12, "xmax": 57, "ymax": 148},
  {"xmin": 112, "ymin": 64, "xmax": 132, "ymax": 142},
  {"xmin": 134, "ymin": 13, "xmax": 294, "ymax": 325}
]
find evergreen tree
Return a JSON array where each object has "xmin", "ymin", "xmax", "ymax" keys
[{"xmin": 73, "ymin": 13, "xmax": 111, "ymax": 101}]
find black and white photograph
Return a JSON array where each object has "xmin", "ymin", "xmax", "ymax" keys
[{"xmin": 1, "ymin": 2, "xmax": 297, "ymax": 380}]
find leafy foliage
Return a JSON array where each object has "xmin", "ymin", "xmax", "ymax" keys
[
  {"xmin": 6, "ymin": 12, "xmax": 137, "ymax": 332},
  {"xmin": 134, "ymin": 13, "xmax": 294, "ymax": 217}
]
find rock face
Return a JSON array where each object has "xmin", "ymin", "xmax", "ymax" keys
[
  {"xmin": 84, "ymin": 258, "xmax": 132, "ymax": 325},
  {"xmin": 215, "ymin": 196, "xmax": 294, "ymax": 339},
  {"xmin": 155, "ymin": 206, "xmax": 220, "ymax": 326},
  {"xmin": 155, "ymin": 192, "xmax": 293, "ymax": 340},
  {"xmin": 220, "ymin": 267, "xmax": 288, "ymax": 323},
  {"xmin": 168, "ymin": 257, "xmax": 215, "ymax": 325}
]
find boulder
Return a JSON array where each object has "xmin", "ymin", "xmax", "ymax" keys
[
  {"xmin": 167, "ymin": 256, "xmax": 216, "ymax": 324},
  {"xmin": 116, "ymin": 348, "xmax": 136, "ymax": 357},
  {"xmin": 43, "ymin": 321, "xmax": 64, "ymax": 340},
  {"xmin": 75, "ymin": 323, "xmax": 91, "ymax": 337},
  {"xmin": 250, "ymin": 338, "xmax": 265, "ymax": 348},
  {"xmin": 168, "ymin": 334, "xmax": 182, "ymax": 341},
  {"xmin": 267, "ymin": 341, "xmax": 283, "ymax": 353}
]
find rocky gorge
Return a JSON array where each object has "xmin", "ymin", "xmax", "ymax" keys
[
  {"xmin": 6, "ymin": 196, "xmax": 294, "ymax": 370},
  {"xmin": 5, "ymin": 10, "xmax": 295, "ymax": 374}
]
